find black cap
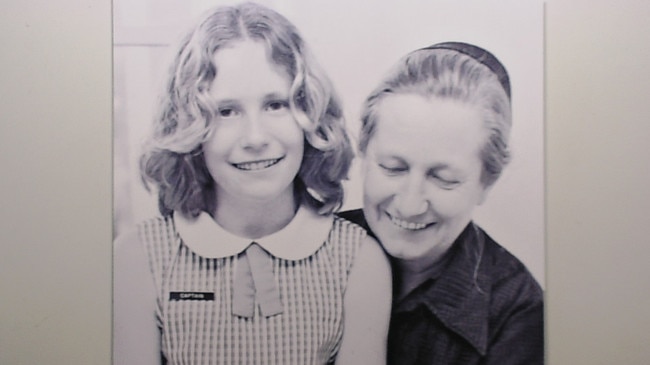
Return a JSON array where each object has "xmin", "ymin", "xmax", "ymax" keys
[{"xmin": 420, "ymin": 42, "xmax": 511, "ymax": 99}]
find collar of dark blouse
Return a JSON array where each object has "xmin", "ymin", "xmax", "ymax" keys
[{"xmin": 393, "ymin": 222, "xmax": 490, "ymax": 356}]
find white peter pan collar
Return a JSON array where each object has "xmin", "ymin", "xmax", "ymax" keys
[{"xmin": 174, "ymin": 205, "xmax": 333, "ymax": 260}]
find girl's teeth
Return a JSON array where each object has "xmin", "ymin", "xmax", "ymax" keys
[{"xmin": 236, "ymin": 158, "xmax": 279, "ymax": 171}]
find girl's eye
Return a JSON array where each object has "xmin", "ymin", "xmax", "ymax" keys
[
  {"xmin": 265, "ymin": 100, "xmax": 289, "ymax": 112},
  {"xmin": 217, "ymin": 107, "xmax": 239, "ymax": 118}
]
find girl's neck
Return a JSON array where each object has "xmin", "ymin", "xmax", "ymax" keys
[{"xmin": 213, "ymin": 188, "xmax": 299, "ymax": 240}]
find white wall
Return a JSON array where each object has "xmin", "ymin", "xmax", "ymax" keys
[{"xmin": 2, "ymin": 0, "xmax": 650, "ymax": 363}]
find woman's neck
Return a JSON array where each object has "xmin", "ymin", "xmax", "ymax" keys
[
  {"xmin": 213, "ymin": 188, "xmax": 298, "ymax": 240},
  {"xmin": 392, "ymin": 246, "xmax": 451, "ymax": 301}
]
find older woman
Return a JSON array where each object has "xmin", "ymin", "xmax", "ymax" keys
[{"xmin": 340, "ymin": 42, "xmax": 543, "ymax": 364}]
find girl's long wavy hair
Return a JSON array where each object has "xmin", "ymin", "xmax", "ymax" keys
[
  {"xmin": 359, "ymin": 45, "xmax": 512, "ymax": 188},
  {"xmin": 140, "ymin": 2, "xmax": 353, "ymax": 219}
]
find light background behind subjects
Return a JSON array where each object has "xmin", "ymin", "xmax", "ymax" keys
[{"xmin": 113, "ymin": 0, "xmax": 545, "ymax": 285}]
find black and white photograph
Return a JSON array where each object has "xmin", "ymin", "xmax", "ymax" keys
[
  {"xmin": 112, "ymin": 0, "xmax": 544, "ymax": 364},
  {"xmin": 9, "ymin": 1, "xmax": 650, "ymax": 364}
]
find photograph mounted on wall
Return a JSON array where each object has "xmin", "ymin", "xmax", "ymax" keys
[{"xmin": 112, "ymin": 1, "xmax": 545, "ymax": 364}]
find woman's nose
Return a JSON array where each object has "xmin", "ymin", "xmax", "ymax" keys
[
  {"xmin": 240, "ymin": 113, "xmax": 269, "ymax": 150},
  {"xmin": 394, "ymin": 176, "xmax": 429, "ymax": 217}
]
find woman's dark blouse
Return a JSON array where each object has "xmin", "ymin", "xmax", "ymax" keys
[{"xmin": 338, "ymin": 209, "xmax": 544, "ymax": 365}]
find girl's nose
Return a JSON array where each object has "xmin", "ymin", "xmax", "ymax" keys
[{"xmin": 240, "ymin": 114, "xmax": 269, "ymax": 150}]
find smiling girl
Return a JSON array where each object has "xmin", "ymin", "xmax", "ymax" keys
[{"xmin": 113, "ymin": 3, "xmax": 390, "ymax": 364}]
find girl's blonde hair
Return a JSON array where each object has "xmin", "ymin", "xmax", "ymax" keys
[{"xmin": 140, "ymin": 2, "xmax": 353, "ymax": 219}]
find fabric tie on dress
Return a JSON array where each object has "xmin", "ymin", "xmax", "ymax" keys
[{"xmin": 232, "ymin": 242, "xmax": 283, "ymax": 318}]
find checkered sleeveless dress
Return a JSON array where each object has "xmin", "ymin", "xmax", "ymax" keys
[{"xmin": 138, "ymin": 213, "xmax": 364, "ymax": 365}]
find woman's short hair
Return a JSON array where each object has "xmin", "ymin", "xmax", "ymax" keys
[
  {"xmin": 140, "ymin": 2, "xmax": 353, "ymax": 219},
  {"xmin": 359, "ymin": 42, "xmax": 512, "ymax": 187}
]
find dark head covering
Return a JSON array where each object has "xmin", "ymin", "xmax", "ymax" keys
[{"xmin": 421, "ymin": 42, "xmax": 511, "ymax": 99}]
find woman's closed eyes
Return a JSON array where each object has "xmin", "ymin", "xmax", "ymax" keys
[
  {"xmin": 378, "ymin": 162, "xmax": 408, "ymax": 175},
  {"xmin": 378, "ymin": 161, "xmax": 461, "ymax": 190}
]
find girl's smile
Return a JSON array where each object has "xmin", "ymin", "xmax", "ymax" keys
[
  {"xmin": 203, "ymin": 39, "xmax": 305, "ymax": 209},
  {"xmin": 231, "ymin": 157, "xmax": 284, "ymax": 171}
]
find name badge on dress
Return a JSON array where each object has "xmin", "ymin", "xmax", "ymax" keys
[{"xmin": 169, "ymin": 292, "xmax": 215, "ymax": 301}]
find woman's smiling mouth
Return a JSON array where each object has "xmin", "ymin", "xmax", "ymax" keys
[
  {"xmin": 387, "ymin": 213, "xmax": 433, "ymax": 231},
  {"xmin": 232, "ymin": 157, "xmax": 283, "ymax": 171}
]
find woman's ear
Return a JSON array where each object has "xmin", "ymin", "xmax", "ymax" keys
[
  {"xmin": 478, "ymin": 183, "xmax": 493, "ymax": 206},
  {"xmin": 358, "ymin": 150, "xmax": 369, "ymax": 174}
]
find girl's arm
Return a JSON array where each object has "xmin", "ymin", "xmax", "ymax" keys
[
  {"xmin": 113, "ymin": 229, "xmax": 161, "ymax": 365},
  {"xmin": 336, "ymin": 235, "xmax": 392, "ymax": 365}
]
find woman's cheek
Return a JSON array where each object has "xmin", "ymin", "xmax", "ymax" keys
[
  {"xmin": 364, "ymin": 167, "xmax": 397, "ymax": 202},
  {"xmin": 432, "ymin": 189, "xmax": 474, "ymax": 220}
]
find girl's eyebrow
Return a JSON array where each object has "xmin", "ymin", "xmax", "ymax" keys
[
  {"xmin": 211, "ymin": 92, "xmax": 289, "ymax": 105},
  {"xmin": 263, "ymin": 91, "xmax": 290, "ymax": 100},
  {"xmin": 212, "ymin": 98, "xmax": 239, "ymax": 106}
]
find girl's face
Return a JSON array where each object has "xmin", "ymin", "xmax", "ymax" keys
[
  {"xmin": 204, "ymin": 40, "xmax": 304, "ymax": 207},
  {"xmin": 362, "ymin": 94, "xmax": 490, "ymax": 261}
]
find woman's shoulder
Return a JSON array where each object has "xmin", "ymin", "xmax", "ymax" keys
[
  {"xmin": 466, "ymin": 226, "xmax": 544, "ymax": 364},
  {"xmin": 475, "ymin": 225, "xmax": 543, "ymax": 302}
]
